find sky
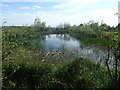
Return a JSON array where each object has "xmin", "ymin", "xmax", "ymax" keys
[{"xmin": 1, "ymin": 0, "xmax": 119, "ymax": 27}]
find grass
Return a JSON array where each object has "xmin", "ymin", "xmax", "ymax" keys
[
  {"xmin": 2, "ymin": 60, "xmax": 53, "ymax": 89},
  {"xmin": 2, "ymin": 26, "xmax": 119, "ymax": 89},
  {"xmin": 2, "ymin": 57, "xmax": 115, "ymax": 89},
  {"xmin": 69, "ymin": 31, "xmax": 116, "ymax": 48}
]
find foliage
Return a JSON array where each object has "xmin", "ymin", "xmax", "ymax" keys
[
  {"xmin": 2, "ymin": 57, "xmax": 111, "ymax": 89},
  {"xmin": 2, "ymin": 60, "xmax": 53, "ymax": 89},
  {"xmin": 2, "ymin": 20, "xmax": 119, "ymax": 89},
  {"xmin": 67, "ymin": 20, "xmax": 117, "ymax": 48},
  {"xmin": 32, "ymin": 18, "xmax": 47, "ymax": 31},
  {"xmin": 2, "ymin": 25, "xmax": 47, "ymax": 60}
]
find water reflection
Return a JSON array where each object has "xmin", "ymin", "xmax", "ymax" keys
[
  {"xmin": 33, "ymin": 34, "xmax": 115, "ymax": 66},
  {"xmin": 42, "ymin": 34, "xmax": 80, "ymax": 51}
]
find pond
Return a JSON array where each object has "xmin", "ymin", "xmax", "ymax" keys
[{"xmin": 32, "ymin": 34, "xmax": 115, "ymax": 66}]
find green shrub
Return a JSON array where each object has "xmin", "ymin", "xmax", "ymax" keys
[
  {"xmin": 2, "ymin": 57, "xmax": 111, "ymax": 89},
  {"xmin": 105, "ymin": 71, "xmax": 120, "ymax": 89},
  {"xmin": 52, "ymin": 58, "xmax": 95, "ymax": 89},
  {"xmin": 2, "ymin": 60, "xmax": 53, "ymax": 89}
]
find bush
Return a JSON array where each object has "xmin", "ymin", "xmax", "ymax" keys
[
  {"xmin": 2, "ymin": 60, "xmax": 53, "ymax": 89},
  {"xmin": 52, "ymin": 58, "xmax": 95, "ymax": 89},
  {"xmin": 2, "ymin": 57, "xmax": 111, "ymax": 89},
  {"xmin": 105, "ymin": 71, "xmax": 120, "ymax": 89}
]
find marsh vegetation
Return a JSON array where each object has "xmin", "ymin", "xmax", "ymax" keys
[{"xmin": 1, "ymin": 18, "xmax": 120, "ymax": 89}]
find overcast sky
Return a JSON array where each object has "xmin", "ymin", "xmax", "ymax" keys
[{"xmin": 1, "ymin": 0, "xmax": 119, "ymax": 26}]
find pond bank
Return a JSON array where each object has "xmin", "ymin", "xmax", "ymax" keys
[
  {"xmin": 31, "ymin": 33, "xmax": 115, "ymax": 67},
  {"xmin": 3, "ymin": 57, "xmax": 114, "ymax": 89}
]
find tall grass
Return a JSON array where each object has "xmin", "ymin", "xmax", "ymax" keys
[
  {"xmin": 69, "ymin": 32, "xmax": 116, "ymax": 48},
  {"xmin": 2, "ymin": 57, "xmax": 116, "ymax": 89},
  {"xmin": 2, "ymin": 25, "xmax": 118, "ymax": 89},
  {"xmin": 2, "ymin": 60, "xmax": 53, "ymax": 89}
]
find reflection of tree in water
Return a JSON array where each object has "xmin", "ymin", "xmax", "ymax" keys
[
  {"xmin": 32, "ymin": 34, "xmax": 115, "ymax": 66},
  {"xmin": 55, "ymin": 34, "xmax": 71, "ymax": 41},
  {"xmin": 40, "ymin": 35, "xmax": 46, "ymax": 41},
  {"xmin": 47, "ymin": 34, "xmax": 51, "ymax": 39},
  {"xmin": 31, "ymin": 35, "xmax": 47, "ymax": 50}
]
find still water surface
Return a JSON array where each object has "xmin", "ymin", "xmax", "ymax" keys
[{"xmin": 32, "ymin": 34, "xmax": 114, "ymax": 66}]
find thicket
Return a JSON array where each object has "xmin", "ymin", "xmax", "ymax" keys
[
  {"xmin": 2, "ymin": 19, "xmax": 120, "ymax": 89},
  {"xmin": 3, "ymin": 57, "xmax": 119, "ymax": 89}
]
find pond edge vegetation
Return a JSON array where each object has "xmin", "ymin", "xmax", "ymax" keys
[{"xmin": 1, "ymin": 18, "xmax": 120, "ymax": 89}]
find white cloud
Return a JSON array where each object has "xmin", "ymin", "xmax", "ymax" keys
[
  {"xmin": 0, "ymin": 3, "xmax": 9, "ymax": 7},
  {"xmin": 2, "ymin": 12, "xmax": 36, "ymax": 26},
  {"xmin": 20, "ymin": 5, "xmax": 42, "ymax": 10},
  {"xmin": 20, "ymin": 6, "xmax": 30, "ymax": 9},
  {"xmin": 87, "ymin": 9, "xmax": 118, "ymax": 26},
  {"xmin": 33, "ymin": 5, "xmax": 42, "ymax": 9},
  {"xmin": 53, "ymin": 0, "xmax": 100, "ymax": 8},
  {"xmin": 53, "ymin": 0, "xmax": 100, "ymax": 13},
  {"xmin": 3, "ymin": 4, "xmax": 9, "ymax": 7},
  {"xmin": 2, "ymin": 0, "xmax": 69, "ymax": 2},
  {"xmin": 2, "ymin": 0, "xmax": 118, "ymax": 26},
  {"xmin": 32, "ymin": 5, "xmax": 42, "ymax": 10},
  {"xmin": 3, "ymin": 8, "xmax": 118, "ymax": 27}
]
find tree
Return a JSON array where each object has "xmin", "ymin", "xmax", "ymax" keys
[
  {"xmin": 79, "ymin": 24, "xmax": 84, "ymax": 27},
  {"xmin": 63, "ymin": 23, "xmax": 71, "ymax": 30},
  {"xmin": 33, "ymin": 18, "xmax": 46, "ymax": 31},
  {"xmin": 112, "ymin": 23, "xmax": 120, "ymax": 89},
  {"xmin": 41, "ymin": 22, "xmax": 46, "ymax": 30},
  {"xmin": 33, "ymin": 18, "xmax": 41, "ymax": 27},
  {"xmin": 56, "ymin": 23, "xmax": 64, "ymax": 30}
]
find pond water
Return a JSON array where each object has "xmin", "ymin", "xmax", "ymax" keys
[{"xmin": 32, "ymin": 34, "xmax": 115, "ymax": 66}]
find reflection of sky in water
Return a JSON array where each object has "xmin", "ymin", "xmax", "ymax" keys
[
  {"xmin": 42, "ymin": 34, "xmax": 80, "ymax": 51},
  {"xmin": 33, "ymin": 34, "xmax": 115, "ymax": 66}
]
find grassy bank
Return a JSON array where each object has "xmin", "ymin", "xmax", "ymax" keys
[
  {"xmin": 3, "ymin": 57, "xmax": 117, "ymax": 89},
  {"xmin": 2, "ymin": 24, "xmax": 119, "ymax": 89},
  {"xmin": 66, "ymin": 22, "xmax": 118, "ymax": 49},
  {"xmin": 69, "ymin": 31, "xmax": 116, "ymax": 49}
]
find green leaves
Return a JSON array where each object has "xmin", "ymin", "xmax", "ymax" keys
[
  {"xmin": 2, "ymin": 57, "xmax": 115, "ymax": 89},
  {"xmin": 2, "ymin": 60, "xmax": 53, "ymax": 89}
]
